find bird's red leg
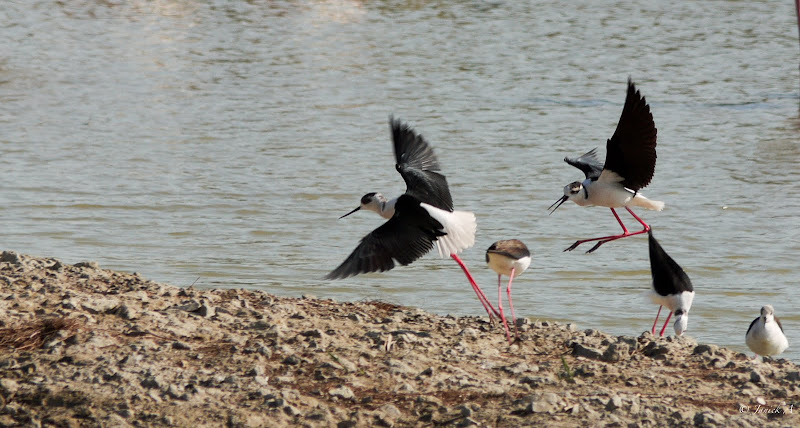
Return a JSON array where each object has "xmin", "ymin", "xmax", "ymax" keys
[
  {"xmin": 659, "ymin": 311, "xmax": 673, "ymax": 337},
  {"xmin": 497, "ymin": 274, "xmax": 513, "ymax": 344},
  {"xmin": 564, "ymin": 208, "xmax": 628, "ymax": 252},
  {"xmin": 506, "ymin": 268, "xmax": 519, "ymax": 340},
  {"xmin": 450, "ymin": 254, "xmax": 500, "ymax": 319},
  {"xmin": 651, "ymin": 305, "xmax": 662, "ymax": 335},
  {"xmin": 612, "ymin": 207, "xmax": 630, "ymax": 233},
  {"xmin": 565, "ymin": 208, "xmax": 651, "ymax": 253},
  {"xmin": 625, "ymin": 207, "xmax": 650, "ymax": 233}
]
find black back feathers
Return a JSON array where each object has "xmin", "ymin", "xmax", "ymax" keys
[{"xmin": 649, "ymin": 230, "xmax": 693, "ymax": 296}]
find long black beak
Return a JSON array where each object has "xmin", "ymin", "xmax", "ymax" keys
[
  {"xmin": 339, "ymin": 206, "xmax": 361, "ymax": 219},
  {"xmin": 548, "ymin": 195, "xmax": 568, "ymax": 215}
]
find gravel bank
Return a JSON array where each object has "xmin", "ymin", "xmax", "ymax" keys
[{"xmin": 0, "ymin": 251, "xmax": 798, "ymax": 427}]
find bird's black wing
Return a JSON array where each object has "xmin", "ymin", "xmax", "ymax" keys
[
  {"xmin": 564, "ymin": 148, "xmax": 603, "ymax": 180},
  {"xmin": 485, "ymin": 239, "xmax": 530, "ymax": 263},
  {"xmin": 391, "ymin": 117, "xmax": 454, "ymax": 212},
  {"xmin": 775, "ymin": 316, "xmax": 785, "ymax": 333},
  {"xmin": 745, "ymin": 317, "xmax": 759, "ymax": 337},
  {"xmin": 601, "ymin": 78, "xmax": 658, "ymax": 191},
  {"xmin": 648, "ymin": 230, "xmax": 693, "ymax": 296},
  {"xmin": 325, "ymin": 195, "xmax": 443, "ymax": 280}
]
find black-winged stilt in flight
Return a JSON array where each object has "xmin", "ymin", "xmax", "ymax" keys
[
  {"xmin": 327, "ymin": 118, "xmax": 497, "ymax": 319},
  {"xmin": 485, "ymin": 239, "xmax": 531, "ymax": 344},
  {"xmin": 549, "ymin": 79, "xmax": 664, "ymax": 253},
  {"xmin": 648, "ymin": 230, "xmax": 694, "ymax": 337},
  {"xmin": 746, "ymin": 305, "xmax": 789, "ymax": 359}
]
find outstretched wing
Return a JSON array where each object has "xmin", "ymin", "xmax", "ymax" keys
[
  {"xmin": 600, "ymin": 78, "xmax": 658, "ymax": 191},
  {"xmin": 325, "ymin": 195, "xmax": 442, "ymax": 280},
  {"xmin": 391, "ymin": 117, "xmax": 454, "ymax": 212},
  {"xmin": 648, "ymin": 230, "xmax": 693, "ymax": 296},
  {"xmin": 564, "ymin": 148, "xmax": 603, "ymax": 180}
]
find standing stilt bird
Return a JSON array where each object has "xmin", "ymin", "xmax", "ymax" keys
[
  {"xmin": 327, "ymin": 118, "xmax": 497, "ymax": 319},
  {"xmin": 549, "ymin": 79, "xmax": 664, "ymax": 253},
  {"xmin": 746, "ymin": 305, "xmax": 789, "ymax": 359},
  {"xmin": 486, "ymin": 240, "xmax": 531, "ymax": 344},
  {"xmin": 648, "ymin": 230, "xmax": 694, "ymax": 337}
]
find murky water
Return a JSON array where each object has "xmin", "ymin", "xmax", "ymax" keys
[{"xmin": 1, "ymin": 0, "xmax": 799, "ymax": 361}]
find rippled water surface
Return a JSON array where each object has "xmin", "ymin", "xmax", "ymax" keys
[{"xmin": 2, "ymin": 0, "xmax": 799, "ymax": 361}]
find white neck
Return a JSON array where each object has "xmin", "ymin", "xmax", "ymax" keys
[{"xmin": 378, "ymin": 197, "xmax": 397, "ymax": 219}]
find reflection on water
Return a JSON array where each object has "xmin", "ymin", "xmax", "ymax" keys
[{"xmin": 1, "ymin": 0, "xmax": 799, "ymax": 361}]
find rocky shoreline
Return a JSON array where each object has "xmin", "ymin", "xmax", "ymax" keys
[{"xmin": 0, "ymin": 251, "xmax": 798, "ymax": 427}]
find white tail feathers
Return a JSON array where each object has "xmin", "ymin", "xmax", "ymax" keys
[
  {"xmin": 419, "ymin": 204, "xmax": 477, "ymax": 258},
  {"xmin": 632, "ymin": 194, "xmax": 665, "ymax": 211}
]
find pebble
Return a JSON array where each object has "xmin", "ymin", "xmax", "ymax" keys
[
  {"xmin": 605, "ymin": 395, "xmax": 623, "ymax": 411},
  {"xmin": 329, "ymin": 385, "xmax": 354, "ymax": 400},
  {"xmin": 750, "ymin": 370, "xmax": 763, "ymax": 384},
  {"xmin": 172, "ymin": 300, "xmax": 201, "ymax": 312},
  {"xmin": 282, "ymin": 355, "xmax": 301, "ymax": 366},
  {"xmin": 693, "ymin": 411, "xmax": 725, "ymax": 426},
  {"xmin": 111, "ymin": 304, "xmax": 138, "ymax": 320},
  {"xmin": 74, "ymin": 261, "xmax": 100, "ymax": 269},
  {"xmin": 386, "ymin": 359, "xmax": 414, "ymax": 375},
  {"xmin": 172, "ymin": 341, "xmax": 191, "ymax": 350},
  {"xmin": 693, "ymin": 344, "xmax": 718, "ymax": 356},
  {"xmin": 458, "ymin": 327, "xmax": 479, "ymax": 338},
  {"xmin": 376, "ymin": 403, "xmax": 402, "ymax": 425},
  {"xmin": 246, "ymin": 366, "xmax": 265, "ymax": 377},
  {"xmin": 462, "ymin": 403, "xmax": 482, "ymax": 417},
  {"xmin": 0, "ymin": 379, "xmax": 20, "ymax": 394},
  {"xmin": 419, "ymin": 367, "xmax": 434, "ymax": 377},
  {"xmin": 529, "ymin": 392, "xmax": 559, "ymax": 414},
  {"xmin": 1, "ymin": 251, "xmax": 23, "ymax": 265},
  {"xmin": 503, "ymin": 362, "xmax": 532, "ymax": 374},
  {"xmin": 571, "ymin": 342, "xmax": 604, "ymax": 360}
]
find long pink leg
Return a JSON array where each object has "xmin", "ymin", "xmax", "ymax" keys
[
  {"xmin": 497, "ymin": 274, "xmax": 512, "ymax": 344},
  {"xmin": 612, "ymin": 208, "xmax": 630, "ymax": 233},
  {"xmin": 451, "ymin": 254, "xmax": 500, "ymax": 319},
  {"xmin": 659, "ymin": 312, "xmax": 673, "ymax": 337},
  {"xmin": 506, "ymin": 268, "xmax": 519, "ymax": 340},
  {"xmin": 651, "ymin": 305, "xmax": 662, "ymax": 335},
  {"xmin": 565, "ymin": 207, "xmax": 650, "ymax": 253}
]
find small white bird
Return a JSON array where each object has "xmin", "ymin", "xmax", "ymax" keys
[
  {"xmin": 486, "ymin": 239, "xmax": 531, "ymax": 344},
  {"xmin": 549, "ymin": 78, "xmax": 664, "ymax": 253},
  {"xmin": 648, "ymin": 230, "xmax": 694, "ymax": 336},
  {"xmin": 746, "ymin": 305, "xmax": 789, "ymax": 359}
]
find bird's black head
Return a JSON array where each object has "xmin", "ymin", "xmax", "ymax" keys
[
  {"xmin": 548, "ymin": 181, "xmax": 584, "ymax": 215},
  {"xmin": 340, "ymin": 192, "xmax": 388, "ymax": 219},
  {"xmin": 566, "ymin": 181, "xmax": 583, "ymax": 196},
  {"xmin": 360, "ymin": 192, "xmax": 377, "ymax": 205}
]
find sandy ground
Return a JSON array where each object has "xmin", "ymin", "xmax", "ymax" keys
[{"xmin": 0, "ymin": 251, "xmax": 798, "ymax": 427}]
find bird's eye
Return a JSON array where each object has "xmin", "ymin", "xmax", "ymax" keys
[{"xmin": 674, "ymin": 309, "xmax": 684, "ymax": 316}]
